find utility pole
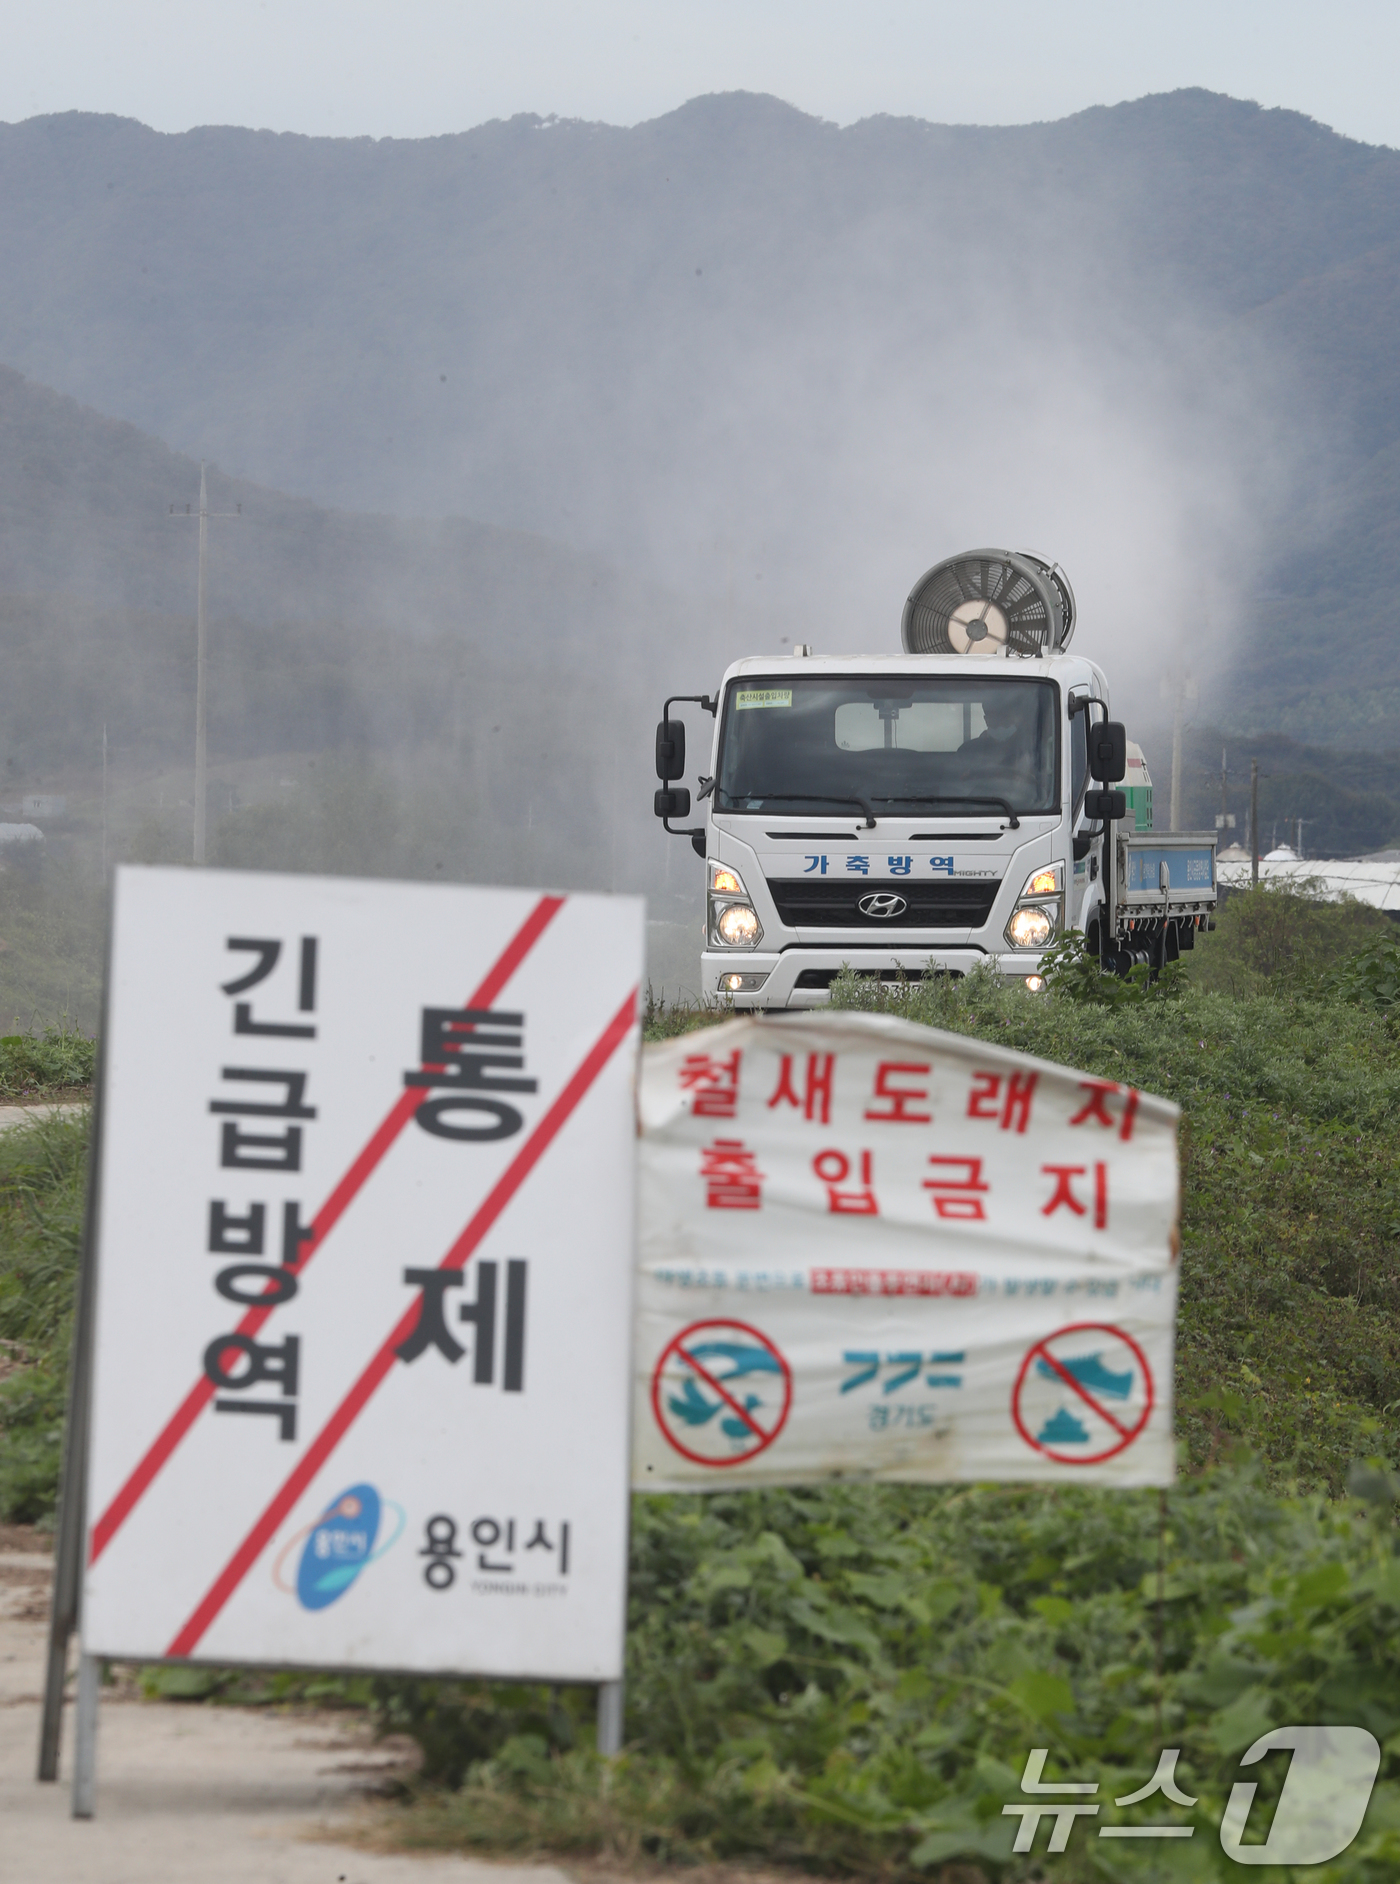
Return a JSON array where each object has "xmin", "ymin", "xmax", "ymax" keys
[
  {"xmin": 1251, "ymin": 757, "xmax": 1260, "ymax": 888},
  {"xmin": 101, "ymin": 723, "xmax": 108, "ymax": 879},
  {"xmin": 1214, "ymin": 746, "xmax": 1236, "ymax": 844},
  {"xmin": 170, "ymin": 465, "xmax": 240, "ymax": 865},
  {"xmin": 1167, "ymin": 668, "xmax": 1197, "ymax": 833},
  {"xmin": 1170, "ymin": 686, "xmax": 1184, "ymax": 832}
]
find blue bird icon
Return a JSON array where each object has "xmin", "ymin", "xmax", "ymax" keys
[{"xmin": 1035, "ymin": 1352, "xmax": 1133, "ymax": 1399}]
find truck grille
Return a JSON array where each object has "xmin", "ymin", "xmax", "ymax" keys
[{"xmin": 766, "ymin": 878, "xmax": 1001, "ymax": 928}]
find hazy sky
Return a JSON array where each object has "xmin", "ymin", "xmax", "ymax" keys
[{"xmin": 4, "ymin": 0, "xmax": 1398, "ymax": 148}]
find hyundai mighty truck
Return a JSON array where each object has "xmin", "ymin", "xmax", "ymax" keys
[{"xmin": 652, "ymin": 548, "xmax": 1216, "ymax": 1009}]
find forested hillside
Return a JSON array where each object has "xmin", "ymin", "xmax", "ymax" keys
[
  {"xmin": 1, "ymin": 91, "xmax": 1400, "ymax": 737},
  {"xmin": 0, "ymin": 366, "xmax": 693, "ymax": 869}
]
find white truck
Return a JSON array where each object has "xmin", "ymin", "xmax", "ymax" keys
[{"xmin": 654, "ymin": 549, "xmax": 1217, "ymax": 1008}]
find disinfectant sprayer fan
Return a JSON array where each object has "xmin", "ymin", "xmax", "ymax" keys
[{"xmin": 901, "ymin": 549, "xmax": 1076, "ymax": 657}]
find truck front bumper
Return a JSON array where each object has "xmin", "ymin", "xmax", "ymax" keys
[{"xmin": 703, "ymin": 948, "xmax": 1050, "ymax": 1009}]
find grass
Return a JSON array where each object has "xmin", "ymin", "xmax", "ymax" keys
[
  {"xmin": 643, "ymin": 984, "xmax": 733, "ymax": 1040},
  {"xmin": 0, "ymin": 1025, "xmax": 95, "ymax": 1100}
]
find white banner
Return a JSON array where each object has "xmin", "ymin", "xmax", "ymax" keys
[
  {"xmin": 634, "ymin": 1011, "xmax": 1179, "ymax": 1490},
  {"xmin": 82, "ymin": 867, "xmax": 642, "ymax": 1681}
]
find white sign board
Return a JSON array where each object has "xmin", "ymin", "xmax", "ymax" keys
[
  {"xmin": 635, "ymin": 1011, "xmax": 1179, "ymax": 1490},
  {"xmin": 82, "ymin": 866, "xmax": 643, "ymax": 1680}
]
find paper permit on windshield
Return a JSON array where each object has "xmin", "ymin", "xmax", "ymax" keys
[{"xmin": 735, "ymin": 689, "xmax": 792, "ymax": 710}]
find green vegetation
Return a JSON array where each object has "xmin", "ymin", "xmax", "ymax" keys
[
  {"xmin": 0, "ymin": 1112, "xmax": 87, "ymax": 1523},
  {"xmin": 10, "ymin": 888, "xmax": 1400, "ymax": 1877},
  {"xmin": 642, "ymin": 985, "xmax": 732, "ymax": 1041},
  {"xmin": 1322, "ymin": 926, "xmax": 1400, "ymax": 1014},
  {"xmin": 1191, "ymin": 878, "xmax": 1389, "ymax": 998},
  {"xmin": 135, "ymin": 1662, "xmax": 379, "ymax": 1707},
  {"xmin": 380, "ymin": 1475, "xmax": 1400, "ymax": 1880},
  {"xmin": 0, "ymin": 1022, "xmax": 94, "ymax": 1522},
  {"xmin": 0, "ymin": 1025, "xmax": 95, "ymax": 1099}
]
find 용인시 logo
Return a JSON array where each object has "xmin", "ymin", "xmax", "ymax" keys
[{"xmin": 272, "ymin": 1482, "xmax": 405, "ymax": 1611}]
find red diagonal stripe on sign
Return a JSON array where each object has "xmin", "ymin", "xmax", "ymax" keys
[
  {"xmin": 164, "ymin": 982, "xmax": 637, "ymax": 1658},
  {"xmin": 89, "ymin": 893, "xmax": 566, "ymax": 1566},
  {"xmin": 675, "ymin": 1348, "xmax": 770, "ymax": 1443}
]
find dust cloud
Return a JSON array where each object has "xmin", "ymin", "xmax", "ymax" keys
[{"xmin": 0, "ymin": 96, "xmax": 1329, "ymax": 1021}]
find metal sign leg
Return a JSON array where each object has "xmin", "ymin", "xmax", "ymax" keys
[
  {"xmin": 596, "ymin": 1679, "xmax": 624, "ymax": 1756},
  {"xmin": 37, "ymin": 1401, "xmax": 87, "ymax": 1782},
  {"xmin": 71, "ymin": 1653, "xmax": 100, "ymax": 1818},
  {"xmin": 38, "ymin": 1065, "xmax": 105, "ymax": 1783},
  {"xmin": 36, "ymin": 1616, "xmax": 72, "ymax": 1784}
]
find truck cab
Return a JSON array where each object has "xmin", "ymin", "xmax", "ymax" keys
[{"xmin": 654, "ymin": 550, "xmax": 1215, "ymax": 1008}]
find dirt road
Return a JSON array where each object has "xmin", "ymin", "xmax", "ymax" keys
[
  {"xmin": 0, "ymin": 1526, "xmax": 571, "ymax": 1884},
  {"xmin": 0, "ymin": 1101, "xmax": 87, "ymax": 1132}
]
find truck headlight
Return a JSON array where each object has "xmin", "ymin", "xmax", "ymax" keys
[
  {"xmin": 709, "ymin": 860, "xmax": 764, "ymax": 949},
  {"xmin": 1005, "ymin": 863, "xmax": 1062, "ymax": 949},
  {"xmin": 716, "ymin": 903, "xmax": 762, "ymax": 946},
  {"xmin": 1006, "ymin": 904, "xmax": 1056, "ymax": 949}
]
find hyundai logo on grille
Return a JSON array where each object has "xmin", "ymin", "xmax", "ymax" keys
[{"xmin": 857, "ymin": 891, "xmax": 907, "ymax": 919}]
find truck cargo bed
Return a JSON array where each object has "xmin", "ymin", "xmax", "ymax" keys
[{"xmin": 1115, "ymin": 830, "xmax": 1217, "ymax": 919}]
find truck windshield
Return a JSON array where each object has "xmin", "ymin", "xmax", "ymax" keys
[{"xmin": 714, "ymin": 676, "xmax": 1059, "ymax": 816}]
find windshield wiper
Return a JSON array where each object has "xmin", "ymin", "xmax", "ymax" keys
[
  {"xmin": 725, "ymin": 793, "xmax": 877, "ymax": 828},
  {"xmin": 870, "ymin": 795, "xmax": 1021, "ymax": 829}
]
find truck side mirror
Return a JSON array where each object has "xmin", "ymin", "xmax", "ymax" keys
[
  {"xmin": 655, "ymin": 718, "xmax": 686, "ymax": 781},
  {"xmin": 1088, "ymin": 720, "xmax": 1127, "ymax": 782},
  {"xmin": 1083, "ymin": 788, "xmax": 1126, "ymax": 821},
  {"xmin": 654, "ymin": 787, "xmax": 691, "ymax": 820}
]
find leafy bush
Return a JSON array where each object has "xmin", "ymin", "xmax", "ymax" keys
[
  {"xmin": 1190, "ymin": 882, "xmax": 1388, "ymax": 997},
  {"xmin": 1039, "ymin": 931, "xmax": 1188, "ymax": 1005},
  {"xmin": 1321, "ymin": 927, "xmax": 1400, "ymax": 1012}
]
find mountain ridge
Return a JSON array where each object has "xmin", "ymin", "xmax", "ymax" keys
[{"xmin": 0, "ymin": 88, "xmax": 1398, "ymax": 741}]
